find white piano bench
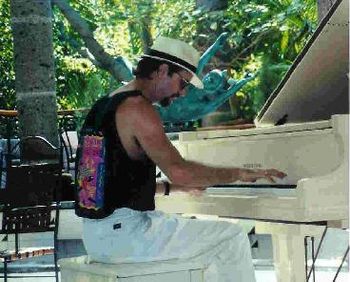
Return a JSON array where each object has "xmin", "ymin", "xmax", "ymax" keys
[{"xmin": 59, "ymin": 255, "xmax": 205, "ymax": 282}]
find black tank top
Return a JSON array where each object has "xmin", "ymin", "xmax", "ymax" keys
[{"xmin": 98, "ymin": 90, "xmax": 156, "ymax": 212}]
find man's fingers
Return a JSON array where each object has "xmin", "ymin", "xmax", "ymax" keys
[
  {"xmin": 244, "ymin": 169, "xmax": 287, "ymax": 183},
  {"xmin": 265, "ymin": 175, "xmax": 276, "ymax": 183},
  {"xmin": 267, "ymin": 169, "xmax": 287, "ymax": 179},
  {"xmin": 257, "ymin": 169, "xmax": 286, "ymax": 183}
]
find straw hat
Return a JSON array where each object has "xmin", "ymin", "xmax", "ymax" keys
[{"xmin": 142, "ymin": 36, "xmax": 204, "ymax": 89}]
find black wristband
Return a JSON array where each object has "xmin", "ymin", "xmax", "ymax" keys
[{"xmin": 163, "ymin": 181, "xmax": 170, "ymax": 196}]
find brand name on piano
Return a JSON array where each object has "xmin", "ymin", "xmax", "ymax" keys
[{"xmin": 243, "ymin": 163, "xmax": 262, "ymax": 169}]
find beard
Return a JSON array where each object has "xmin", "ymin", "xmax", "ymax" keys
[
  {"xmin": 159, "ymin": 93, "xmax": 179, "ymax": 107},
  {"xmin": 159, "ymin": 97, "xmax": 171, "ymax": 107}
]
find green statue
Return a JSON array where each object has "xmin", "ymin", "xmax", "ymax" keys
[
  {"xmin": 155, "ymin": 32, "xmax": 256, "ymax": 123},
  {"xmin": 118, "ymin": 33, "xmax": 255, "ymax": 123}
]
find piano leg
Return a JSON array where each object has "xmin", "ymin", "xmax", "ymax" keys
[{"xmin": 255, "ymin": 222, "xmax": 325, "ymax": 282}]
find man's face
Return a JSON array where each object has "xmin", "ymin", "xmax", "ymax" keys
[{"xmin": 158, "ymin": 70, "xmax": 191, "ymax": 107}]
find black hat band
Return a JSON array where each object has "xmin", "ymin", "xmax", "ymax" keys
[{"xmin": 146, "ymin": 49, "xmax": 197, "ymax": 73}]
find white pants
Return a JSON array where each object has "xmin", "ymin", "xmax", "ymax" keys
[{"xmin": 83, "ymin": 208, "xmax": 256, "ymax": 282}]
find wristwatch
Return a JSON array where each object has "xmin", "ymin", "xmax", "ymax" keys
[{"xmin": 163, "ymin": 181, "xmax": 170, "ymax": 196}]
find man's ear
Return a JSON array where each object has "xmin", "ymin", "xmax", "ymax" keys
[{"xmin": 157, "ymin": 64, "xmax": 169, "ymax": 78}]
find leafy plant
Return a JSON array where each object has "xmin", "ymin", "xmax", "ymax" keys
[{"xmin": 0, "ymin": 0, "xmax": 15, "ymax": 110}]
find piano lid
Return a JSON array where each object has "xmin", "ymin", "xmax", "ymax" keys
[{"xmin": 255, "ymin": 0, "xmax": 349, "ymax": 126}]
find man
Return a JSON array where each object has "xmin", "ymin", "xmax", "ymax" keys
[{"xmin": 82, "ymin": 36, "xmax": 286, "ymax": 282}]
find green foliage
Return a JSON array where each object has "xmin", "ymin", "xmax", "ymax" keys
[
  {"xmin": 52, "ymin": 3, "xmax": 122, "ymax": 110},
  {"xmin": 57, "ymin": 59, "xmax": 104, "ymax": 109},
  {"xmin": 213, "ymin": 0, "xmax": 317, "ymax": 119},
  {"xmin": 0, "ymin": 0, "xmax": 317, "ymax": 123},
  {"xmin": 152, "ymin": 0, "xmax": 197, "ymax": 41},
  {"xmin": 0, "ymin": 0, "xmax": 15, "ymax": 109}
]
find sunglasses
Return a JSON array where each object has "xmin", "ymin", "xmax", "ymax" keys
[{"xmin": 176, "ymin": 72, "xmax": 191, "ymax": 90}]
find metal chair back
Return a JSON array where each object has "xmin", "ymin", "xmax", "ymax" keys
[{"xmin": 0, "ymin": 136, "xmax": 61, "ymax": 282}]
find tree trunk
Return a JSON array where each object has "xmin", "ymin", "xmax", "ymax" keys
[
  {"xmin": 196, "ymin": 0, "xmax": 228, "ymax": 11},
  {"xmin": 317, "ymin": 0, "xmax": 334, "ymax": 22},
  {"xmin": 140, "ymin": 17, "xmax": 153, "ymax": 53},
  {"xmin": 10, "ymin": 0, "xmax": 59, "ymax": 146},
  {"xmin": 53, "ymin": 0, "xmax": 133, "ymax": 82}
]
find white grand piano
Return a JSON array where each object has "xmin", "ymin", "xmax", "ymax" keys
[{"xmin": 156, "ymin": 0, "xmax": 349, "ymax": 280}]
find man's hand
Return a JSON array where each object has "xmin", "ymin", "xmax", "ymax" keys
[
  {"xmin": 239, "ymin": 168, "xmax": 287, "ymax": 183},
  {"xmin": 156, "ymin": 168, "xmax": 287, "ymax": 197}
]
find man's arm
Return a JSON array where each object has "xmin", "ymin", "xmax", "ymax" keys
[{"xmin": 124, "ymin": 98, "xmax": 286, "ymax": 189}]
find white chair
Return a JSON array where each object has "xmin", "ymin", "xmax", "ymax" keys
[{"xmin": 59, "ymin": 255, "xmax": 205, "ymax": 282}]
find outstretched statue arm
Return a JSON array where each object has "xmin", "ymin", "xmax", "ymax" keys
[
  {"xmin": 197, "ymin": 32, "xmax": 229, "ymax": 75},
  {"xmin": 204, "ymin": 73, "xmax": 255, "ymax": 111}
]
